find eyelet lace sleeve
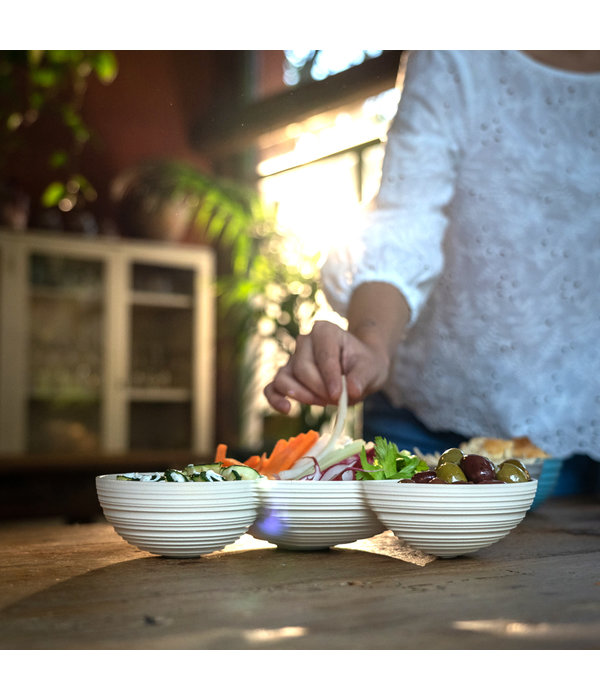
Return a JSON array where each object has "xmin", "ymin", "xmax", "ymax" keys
[{"xmin": 322, "ymin": 50, "xmax": 467, "ymax": 326}]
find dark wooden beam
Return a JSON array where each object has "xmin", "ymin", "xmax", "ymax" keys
[{"xmin": 192, "ymin": 51, "xmax": 403, "ymax": 159}]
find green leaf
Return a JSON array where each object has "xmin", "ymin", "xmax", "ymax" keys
[
  {"xmin": 48, "ymin": 149, "xmax": 68, "ymax": 169},
  {"xmin": 357, "ymin": 438, "xmax": 429, "ymax": 481},
  {"xmin": 356, "ymin": 446, "xmax": 383, "ymax": 480},
  {"xmin": 374, "ymin": 436, "xmax": 401, "ymax": 478},
  {"xmin": 93, "ymin": 51, "xmax": 118, "ymax": 84},
  {"xmin": 30, "ymin": 66, "xmax": 58, "ymax": 88},
  {"xmin": 41, "ymin": 181, "xmax": 65, "ymax": 207}
]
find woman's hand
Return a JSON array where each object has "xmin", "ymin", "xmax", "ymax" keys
[
  {"xmin": 264, "ymin": 282, "xmax": 411, "ymax": 414},
  {"xmin": 263, "ymin": 320, "xmax": 392, "ymax": 413}
]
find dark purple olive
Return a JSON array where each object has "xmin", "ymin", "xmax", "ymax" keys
[
  {"xmin": 460, "ymin": 454, "xmax": 496, "ymax": 483},
  {"xmin": 478, "ymin": 479, "xmax": 504, "ymax": 484},
  {"xmin": 429, "ymin": 477, "xmax": 446, "ymax": 483},
  {"xmin": 412, "ymin": 470, "xmax": 438, "ymax": 483}
]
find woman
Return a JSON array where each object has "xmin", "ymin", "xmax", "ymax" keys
[{"xmin": 265, "ymin": 51, "xmax": 600, "ymax": 492}]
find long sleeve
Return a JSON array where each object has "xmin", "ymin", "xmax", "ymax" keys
[{"xmin": 322, "ymin": 50, "xmax": 468, "ymax": 326}]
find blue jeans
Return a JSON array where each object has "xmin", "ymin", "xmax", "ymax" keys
[
  {"xmin": 362, "ymin": 392, "xmax": 469, "ymax": 456},
  {"xmin": 362, "ymin": 392, "xmax": 599, "ymax": 497}
]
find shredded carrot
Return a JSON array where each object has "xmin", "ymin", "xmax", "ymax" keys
[
  {"xmin": 243, "ymin": 455, "xmax": 261, "ymax": 469},
  {"xmin": 213, "ymin": 432, "xmax": 319, "ymax": 477},
  {"xmin": 213, "ymin": 443, "xmax": 245, "ymax": 468},
  {"xmin": 260, "ymin": 431, "xmax": 319, "ymax": 476},
  {"xmin": 262, "ymin": 439, "xmax": 287, "ymax": 470}
]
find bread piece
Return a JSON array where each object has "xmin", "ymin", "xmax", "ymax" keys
[
  {"xmin": 510, "ymin": 436, "xmax": 550, "ymax": 459},
  {"xmin": 459, "ymin": 436, "xmax": 550, "ymax": 463}
]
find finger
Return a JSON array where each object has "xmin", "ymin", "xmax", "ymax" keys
[
  {"xmin": 265, "ymin": 365, "xmax": 329, "ymax": 412},
  {"xmin": 264, "ymin": 382, "xmax": 292, "ymax": 414},
  {"xmin": 341, "ymin": 342, "xmax": 388, "ymax": 404},
  {"xmin": 271, "ymin": 371, "xmax": 329, "ymax": 407},
  {"xmin": 288, "ymin": 333, "xmax": 333, "ymax": 402},
  {"xmin": 308, "ymin": 321, "xmax": 345, "ymax": 399}
]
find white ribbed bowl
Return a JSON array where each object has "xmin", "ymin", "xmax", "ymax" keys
[
  {"xmin": 362, "ymin": 480, "xmax": 538, "ymax": 558},
  {"xmin": 96, "ymin": 474, "xmax": 258, "ymax": 557},
  {"xmin": 248, "ymin": 480, "xmax": 383, "ymax": 550}
]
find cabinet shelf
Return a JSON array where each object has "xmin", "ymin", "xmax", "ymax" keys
[
  {"xmin": 29, "ymin": 286, "xmax": 103, "ymax": 304},
  {"xmin": 0, "ymin": 230, "xmax": 216, "ymax": 455},
  {"xmin": 127, "ymin": 387, "xmax": 192, "ymax": 402},
  {"xmin": 129, "ymin": 291, "xmax": 193, "ymax": 308},
  {"xmin": 28, "ymin": 390, "xmax": 102, "ymax": 402}
]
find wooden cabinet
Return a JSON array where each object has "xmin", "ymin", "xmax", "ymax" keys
[{"xmin": 0, "ymin": 230, "xmax": 215, "ymax": 456}]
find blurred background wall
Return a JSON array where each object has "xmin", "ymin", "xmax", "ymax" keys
[{"xmin": 0, "ymin": 49, "xmax": 402, "ymax": 520}]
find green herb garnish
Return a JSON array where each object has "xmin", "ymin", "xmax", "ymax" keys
[{"xmin": 357, "ymin": 436, "xmax": 429, "ymax": 481}]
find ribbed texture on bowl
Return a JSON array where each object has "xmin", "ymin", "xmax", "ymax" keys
[
  {"xmin": 248, "ymin": 480, "xmax": 384, "ymax": 550},
  {"xmin": 96, "ymin": 475, "xmax": 258, "ymax": 557},
  {"xmin": 363, "ymin": 480, "xmax": 537, "ymax": 557},
  {"xmin": 97, "ymin": 473, "xmax": 540, "ymax": 559}
]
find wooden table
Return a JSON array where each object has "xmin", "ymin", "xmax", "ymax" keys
[{"xmin": 1, "ymin": 497, "xmax": 598, "ymax": 650}]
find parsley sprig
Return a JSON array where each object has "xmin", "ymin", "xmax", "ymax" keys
[{"xmin": 357, "ymin": 436, "xmax": 429, "ymax": 481}]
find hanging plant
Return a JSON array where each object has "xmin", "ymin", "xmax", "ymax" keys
[{"xmin": 0, "ymin": 50, "xmax": 118, "ymax": 218}]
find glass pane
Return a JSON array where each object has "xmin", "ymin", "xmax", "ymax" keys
[
  {"xmin": 258, "ymin": 151, "xmax": 360, "ymax": 260},
  {"xmin": 129, "ymin": 402, "xmax": 191, "ymax": 450},
  {"xmin": 130, "ymin": 306, "xmax": 192, "ymax": 389},
  {"xmin": 27, "ymin": 253, "xmax": 104, "ymax": 453},
  {"xmin": 27, "ymin": 399, "xmax": 101, "ymax": 453},
  {"xmin": 30, "ymin": 253, "xmax": 103, "ymax": 293},
  {"xmin": 255, "ymin": 50, "xmax": 385, "ymax": 98},
  {"xmin": 132, "ymin": 263, "xmax": 194, "ymax": 296},
  {"xmin": 257, "ymin": 88, "xmax": 399, "ymax": 177},
  {"xmin": 283, "ymin": 50, "xmax": 383, "ymax": 87}
]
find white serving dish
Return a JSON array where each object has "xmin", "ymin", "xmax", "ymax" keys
[
  {"xmin": 96, "ymin": 474, "xmax": 258, "ymax": 558},
  {"xmin": 248, "ymin": 479, "xmax": 384, "ymax": 550},
  {"xmin": 362, "ymin": 479, "xmax": 537, "ymax": 558}
]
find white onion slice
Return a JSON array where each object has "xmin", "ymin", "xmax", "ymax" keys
[
  {"xmin": 277, "ymin": 433, "xmax": 331, "ymax": 480},
  {"xmin": 277, "ymin": 375, "xmax": 349, "ymax": 480},
  {"xmin": 317, "ymin": 375, "xmax": 348, "ymax": 461}
]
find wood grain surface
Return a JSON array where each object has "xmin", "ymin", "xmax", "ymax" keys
[{"xmin": 1, "ymin": 498, "xmax": 598, "ymax": 650}]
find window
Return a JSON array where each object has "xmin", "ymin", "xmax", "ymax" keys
[
  {"xmin": 192, "ymin": 50, "xmax": 405, "ymax": 447},
  {"xmin": 242, "ymin": 52, "xmax": 404, "ymax": 444},
  {"xmin": 256, "ymin": 86, "xmax": 400, "ymax": 262},
  {"xmin": 283, "ymin": 49, "xmax": 384, "ymax": 86}
]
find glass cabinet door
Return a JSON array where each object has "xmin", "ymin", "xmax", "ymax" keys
[
  {"xmin": 0, "ymin": 231, "xmax": 214, "ymax": 456},
  {"xmin": 27, "ymin": 253, "xmax": 105, "ymax": 453},
  {"xmin": 127, "ymin": 262, "xmax": 195, "ymax": 451}
]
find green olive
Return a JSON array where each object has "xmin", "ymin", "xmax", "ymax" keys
[
  {"xmin": 496, "ymin": 462, "xmax": 530, "ymax": 483},
  {"xmin": 498, "ymin": 458, "xmax": 531, "ymax": 480},
  {"xmin": 436, "ymin": 462, "xmax": 468, "ymax": 483},
  {"xmin": 438, "ymin": 447, "xmax": 464, "ymax": 467}
]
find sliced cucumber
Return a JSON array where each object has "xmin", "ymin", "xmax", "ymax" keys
[
  {"xmin": 164, "ymin": 469, "xmax": 189, "ymax": 482},
  {"xmin": 221, "ymin": 465, "xmax": 262, "ymax": 481},
  {"xmin": 183, "ymin": 463, "xmax": 223, "ymax": 478},
  {"xmin": 197, "ymin": 469, "xmax": 225, "ymax": 482},
  {"xmin": 116, "ymin": 462, "xmax": 256, "ymax": 483}
]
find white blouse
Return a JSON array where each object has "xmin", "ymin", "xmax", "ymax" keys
[{"xmin": 322, "ymin": 50, "xmax": 600, "ymax": 459}]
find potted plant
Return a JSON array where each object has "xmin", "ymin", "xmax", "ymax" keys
[{"xmin": 111, "ymin": 156, "xmax": 326, "ymax": 449}]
